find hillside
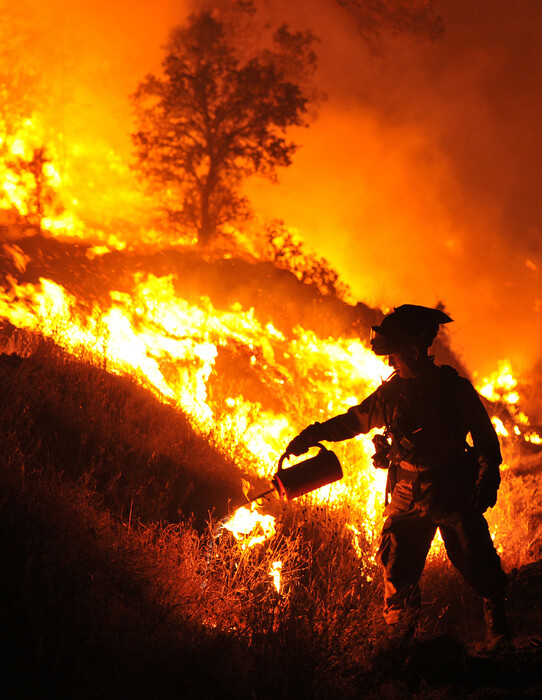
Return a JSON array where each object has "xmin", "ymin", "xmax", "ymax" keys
[
  {"xmin": 0, "ymin": 233, "xmax": 463, "ymax": 367},
  {"xmin": 1, "ymin": 234, "xmax": 542, "ymax": 697},
  {"xmin": 1, "ymin": 343, "xmax": 542, "ymax": 699}
]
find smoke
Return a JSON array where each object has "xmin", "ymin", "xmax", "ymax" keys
[
  {"xmin": 6, "ymin": 0, "xmax": 189, "ymax": 152},
  {"xmin": 0, "ymin": 0, "xmax": 193, "ymax": 233},
  {"xmin": 244, "ymin": 0, "xmax": 542, "ymax": 376},
  {"xmin": 4, "ymin": 0, "xmax": 542, "ymax": 376}
]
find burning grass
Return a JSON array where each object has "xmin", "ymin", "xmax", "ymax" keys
[
  {"xmin": 0, "ymin": 336, "xmax": 254, "ymax": 528},
  {"xmin": 1, "ymin": 337, "xmax": 542, "ymax": 697}
]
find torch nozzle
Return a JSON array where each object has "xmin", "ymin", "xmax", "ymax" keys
[{"xmin": 247, "ymin": 487, "xmax": 275, "ymax": 504}]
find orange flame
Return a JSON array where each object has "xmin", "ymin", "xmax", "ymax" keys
[
  {"xmin": 476, "ymin": 361, "xmax": 541, "ymax": 446},
  {"xmin": 477, "ymin": 361, "xmax": 519, "ymax": 405},
  {"xmin": 1, "ymin": 99, "xmax": 540, "ymax": 583},
  {"xmin": 269, "ymin": 560, "xmax": 282, "ymax": 593},
  {"xmin": 221, "ymin": 504, "xmax": 276, "ymax": 549},
  {"xmin": 0, "ymin": 272, "xmax": 391, "ymax": 484}
]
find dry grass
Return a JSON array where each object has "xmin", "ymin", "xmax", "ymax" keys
[
  {"xmin": 1, "ymin": 336, "xmax": 541, "ymax": 698},
  {"xmin": 0, "ymin": 337, "xmax": 248, "ymax": 528}
]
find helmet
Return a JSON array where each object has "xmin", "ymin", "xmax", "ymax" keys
[{"xmin": 370, "ymin": 304, "xmax": 453, "ymax": 356}]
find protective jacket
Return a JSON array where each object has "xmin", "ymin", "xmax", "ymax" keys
[{"xmin": 294, "ymin": 361, "xmax": 502, "ymax": 514}]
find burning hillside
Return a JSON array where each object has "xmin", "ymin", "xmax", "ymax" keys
[
  {"xmin": 0, "ymin": 235, "xmax": 388, "ymax": 506},
  {"xmin": 0, "ymin": 24, "xmax": 541, "ymax": 546},
  {"xmin": 0, "ymin": 232, "xmax": 541, "ymax": 559},
  {"xmin": 1, "ymin": 5, "xmax": 542, "ymax": 695},
  {"xmin": 1, "ymin": 325, "xmax": 542, "ymax": 698}
]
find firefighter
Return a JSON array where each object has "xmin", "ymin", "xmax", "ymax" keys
[{"xmin": 285, "ymin": 304, "xmax": 509, "ymax": 650}]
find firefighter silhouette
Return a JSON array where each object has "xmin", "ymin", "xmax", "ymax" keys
[{"xmin": 286, "ymin": 304, "xmax": 509, "ymax": 649}]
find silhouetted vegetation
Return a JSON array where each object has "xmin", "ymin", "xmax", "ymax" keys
[
  {"xmin": 264, "ymin": 219, "xmax": 352, "ymax": 300},
  {"xmin": 331, "ymin": 0, "xmax": 444, "ymax": 43},
  {"xmin": 132, "ymin": 6, "xmax": 317, "ymax": 247},
  {"xmin": 1, "ymin": 338, "xmax": 541, "ymax": 699}
]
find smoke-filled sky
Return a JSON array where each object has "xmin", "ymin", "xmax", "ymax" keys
[
  {"xmin": 246, "ymin": 0, "xmax": 542, "ymax": 376},
  {"xmin": 7, "ymin": 0, "xmax": 542, "ymax": 376}
]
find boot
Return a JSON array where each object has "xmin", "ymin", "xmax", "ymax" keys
[
  {"xmin": 483, "ymin": 598, "xmax": 511, "ymax": 652},
  {"xmin": 383, "ymin": 603, "xmax": 419, "ymax": 644}
]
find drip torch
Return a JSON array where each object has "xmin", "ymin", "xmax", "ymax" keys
[{"xmin": 249, "ymin": 443, "xmax": 343, "ymax": 504}]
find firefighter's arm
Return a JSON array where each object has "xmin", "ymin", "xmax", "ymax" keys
[
  {"xmin": 285, "ymin": 389, "xmax": 386, "ymax": 457},
  {"xmin": 461, "ymin": 379, "xmax": 502, "ymax": 511}
]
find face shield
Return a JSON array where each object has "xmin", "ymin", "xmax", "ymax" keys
[{"xmin": 370, "ymin": 327, "xmax": 404, "ymax": 356}]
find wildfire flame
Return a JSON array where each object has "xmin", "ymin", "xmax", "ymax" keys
[
  {"xmin": 1, "ymin": 89, "xmax": 541, "ymax": 601},
  {"xmin": 0, "ymin": 271, "xmax": 390, "ymax": 481},
  {"xmin": 221, "ymin": 504, "xmax": 276, "ymax": 549},
  {"xmin": 476, "ymin": 362, "xmax": 542, "ymax": 446},
  {"xmin": 269, "ymin": 561, "xmax": 282, "ymax": 593},
  {"xmin": 1, "ymin": 264, "xmax": 541, "ymax": 571},
  {"xmin": 477, "ymin": 361, "xmax": 520, "ymax": 405}
]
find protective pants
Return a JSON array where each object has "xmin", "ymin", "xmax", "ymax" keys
[{"xmin": 376, "ymin": 501, "xmax": 507, "ymax": 625}]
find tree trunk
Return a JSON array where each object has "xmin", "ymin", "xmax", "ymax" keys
[
  {"xmin": 197, "ymin": 221, "xmax": 215, "ymax": 248},
  {"xmin": 198, "ymin": 181, "xmax": 215, "ymax": 247}
]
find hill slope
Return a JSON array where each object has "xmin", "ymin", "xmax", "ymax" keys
[{"xmin": 0, "ymin": 342, "xmax": 541, "ymax": 698}]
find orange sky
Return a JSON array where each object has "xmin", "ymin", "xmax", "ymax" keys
[
  {"xmin": 247, "ymin": 0, "xmax": 542, "ymax": 376},
  {"xmin": 7, "ymin": 0, "xmax": 542, "ymax": 377}
]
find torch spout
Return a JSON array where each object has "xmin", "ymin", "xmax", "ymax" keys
[{"xmin": 247, "ymin": 487, "xmax": 275, "ymax": 504}]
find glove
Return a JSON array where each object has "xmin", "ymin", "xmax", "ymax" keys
[
  {"xmin": 472, "ymin": 469, "xmax": 499, "ymax": 512},
  {"xmin": 285, "ymin": 423, "xmax": 324, "ymax": 457}
]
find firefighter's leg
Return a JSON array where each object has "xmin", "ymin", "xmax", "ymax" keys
[
  {"xmin": 439, "ymin": 509, "xmax": 507, "ymax": 600},
  {"xmin": 377, "ymin": 511, "xmax": 437, "ymax": 626},
  {"xmin": 440, "ymin": 509, "xmax": 509, "ymax": 648}
]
